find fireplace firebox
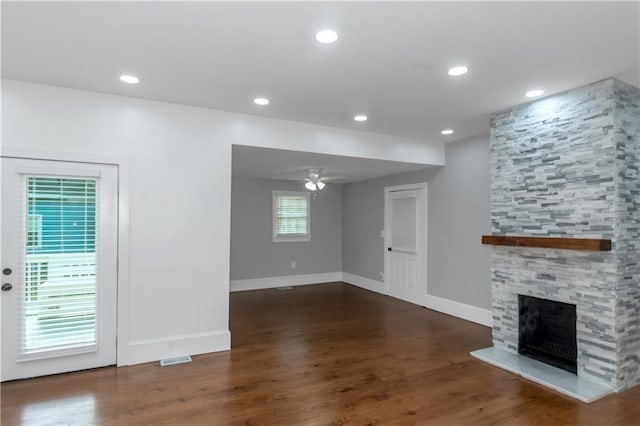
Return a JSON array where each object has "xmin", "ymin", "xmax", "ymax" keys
[{"xmin": 518, "ymin": 295, "xmax": 577, "ymax": 374}]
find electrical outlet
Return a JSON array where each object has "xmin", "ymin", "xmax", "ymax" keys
[
  {"xmin": 291, "ymin": 261, "xmax": 296, "ymax": 269},
  {"xmin": 379, "ymin": 272, "xmax": 384, "ymax": 280}
]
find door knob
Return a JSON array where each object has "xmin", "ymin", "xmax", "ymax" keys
[
  {"xmin": 387, "ymin": 247, "xmax": 393, "ymax": 252},
  {"xmin": 2, "ymin": 268, "xmax": 11, "ymax": 275},
  {"xmin": 1, "ymin": 283, "xmax": 12, "ymax": 291}
]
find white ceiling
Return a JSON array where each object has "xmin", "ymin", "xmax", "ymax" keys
[
  {"xmin": 2, "ymin": 2, "xmax": 639, "ymax": 143},
  {"xmin": 232, "ymin": 145, "xmax": 432, "ymax": 183}
]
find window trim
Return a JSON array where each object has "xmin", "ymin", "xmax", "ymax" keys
[{"xmin": 272, "ymin": 190, "xmax": 311, "ymax": 243}]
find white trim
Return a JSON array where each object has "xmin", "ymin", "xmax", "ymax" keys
[
  {"xmin": 341, "ymin": 272, "xmax": 492, "ymax": 327},
  {"xmin": 1, "ymin": 146, "xmax": 125, "ymax": 166},
  {"xmin": 230, "ymin": 270, "xmax": 491, "ymax": 328},
  {"xmin": 16, "ymin": 166, "xmax": 102, "ymax": 177},
  {"xmin": 230, "ymin": 272, "xmax": 342, "ymax": 292},
  {"xmin": 341, "ymin": 272, "xmax": 387, "ymax": 295},
  {"xmin": 116, "ymin": 158, "xmax": 131, "ymax": 366},
  {"xmin": 16, "ymin": 345, "xmax": 97, "ymax": 363},
  {"xmin": 423, "ymin": 294, "xmax": 492, "ymax": 327},
  {"xmin": 385, "ymin": 182, "xmax": 428, "ymax": 193},
  {"xmin": 1, "ymin": 146, "xmax": 131, "ymax": 366},
  {"xmin": 384, "ymin": 182, "xmax": 428, "ymax": 305},
  {"xmin": 272, "ymin": 236, "xmax": 311, "ymax": 243},
  {"xmin": 127, "ymin": 330, "xmax": 231, "ymax": 366}
]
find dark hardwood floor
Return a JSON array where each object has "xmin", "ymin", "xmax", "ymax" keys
[{"xmin": 2, "ymin": 283, "xmax": 639, "ymax": 425}]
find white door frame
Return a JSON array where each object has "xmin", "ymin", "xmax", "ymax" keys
[
  {"xmin": 1, "ymin": 146, "xmax": 131, "ymax": 366},
  {"xmin": 383, "ymin": 182, "xmax": 428, "ymax": 305}
]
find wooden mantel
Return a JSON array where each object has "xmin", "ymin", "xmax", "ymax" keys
[{"xmin": 481, "ymin": 235, "xmax": 612, "ymax": 251}]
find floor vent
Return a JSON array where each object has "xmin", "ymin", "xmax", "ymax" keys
[
  {"xmin": 277, "ymin": 286, "xmax": 294, "ymax": 290},
  {"xmin": 160, "ymin": 356, "xmax": 192, "ymax": 367}
]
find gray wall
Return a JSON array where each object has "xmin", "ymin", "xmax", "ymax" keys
[
  {"xmin": 342, "ymin": 169, "xmax": 433, "ymax": 281},
  {"xmin": 342, "ymin": 135, "xmax": 491, "ymax": 309},
  {"xmin": 230, "ymin": 176, "xmax": 343, "ymax": 280},
  {"xmin": 428, "ymin": 135, "xmax": 491, "ymax": 309}
]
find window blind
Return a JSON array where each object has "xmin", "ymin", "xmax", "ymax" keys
[
  {"xmin": 273, "ymin": 191, "xmax": 309, "ymax": 241},
  {"xmin": 20, "ymin": 176, "xmax": 99, "ymax": 356}
]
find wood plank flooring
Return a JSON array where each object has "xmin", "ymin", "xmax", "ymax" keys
[{"xmin": 2, "ymin": 283, "xmax": 640, "ymax": 425}]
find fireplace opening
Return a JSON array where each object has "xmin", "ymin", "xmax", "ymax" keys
[{"xmin": 518, "ymin": 295, "xmax": 577, "ymax": 374}]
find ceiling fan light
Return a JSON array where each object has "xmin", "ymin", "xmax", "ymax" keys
[
  {"xmin": 316, "ymin": 181, "xmax": 326, "ymax": 190},
  {"xmin": 305, "ymin": 181, "xmax": 317, "ymax": 191}
]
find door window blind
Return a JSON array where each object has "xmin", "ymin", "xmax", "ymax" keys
[
  {"xmin": 273, "ymin": 191, "xmax": 310, "ymax": 242},
  {"xmin": 21, "ymin": 176, "xmax": 99, "ymax": 356}
]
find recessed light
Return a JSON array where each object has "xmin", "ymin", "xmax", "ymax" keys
[
  {"xmin": 441, "ymin": 129, "xmax": 454, "ymax": 135},
  {"xmin": 119, "ymin": 75, "xmax": 139, "ymax": 84},
  {"xmin": 354, "ymin": 115, "xmax": 367, "ymax": 122},
  {"xmin": 525, "ymin": 89, "xmax": 544, "ymax": 98},
  {"xmin": 254, "ymin": 97, "xmax": 270, "ymax": 106},
  {"xmin": 447, "ymin": 66, "xmax": 468, "ymax": 76},
  {"xmin": 315, "ymin": 30, "xmax": 338, "ymax": 44}
]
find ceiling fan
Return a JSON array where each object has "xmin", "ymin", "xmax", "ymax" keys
[{"xmin": 304, "ymin": 168, "xmax": 327, "ymax": 191}]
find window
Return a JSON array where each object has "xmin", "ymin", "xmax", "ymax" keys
[
  {"xmin": 273, "ymin": 191, "xmax": 310, "ymax": 242},
  {"xmin": 23, "ymin": 176, "xmax": 99, "ymax": 354}
]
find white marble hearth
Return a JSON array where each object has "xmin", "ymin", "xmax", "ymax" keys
[{"xmin": 471, "ymin": 347, "xmax": 613, "ymax": 403}]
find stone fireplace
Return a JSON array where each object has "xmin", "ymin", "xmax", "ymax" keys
[{"xmin": 472, "ymin": 78, "xmax": 640, "ymax": 402}]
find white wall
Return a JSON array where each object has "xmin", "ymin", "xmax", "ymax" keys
[{"xmin": 1, "ymin": 79, "xmax": 444, "ymax": 365}]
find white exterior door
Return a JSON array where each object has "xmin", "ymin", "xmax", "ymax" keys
[
  {"xmin": 384, "ymin": 185, "xmax": 426, "ymax": 306},
  {"xmin": 1, "ymin": 158, "xmax": 118, "ymax": 381}
]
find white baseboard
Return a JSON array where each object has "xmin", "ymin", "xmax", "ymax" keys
[
  {"xmin": 127, "ymin": 330, "xmax": 231, "ymax": 366},
  {"xmin": 231, "ymin": 271, "xmax": 491, "ymax": 329},
  {"xmin": 230, "ymin": 272, "xmax": 342, "ymax": 292},
  {"xmin": 341, "ymin": 272, "xmax": 491, "ymax": 328},
  {"xmin": 424, "ymin": 294, "xmax": 492, "ymax": 327},
  {"xmin": 341, "ymin": 272, "xmax": 387, "ymax": 295}
]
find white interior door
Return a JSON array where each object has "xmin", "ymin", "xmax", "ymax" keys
[
  {"xmin": 1, "ymin": 158, "xmax": 118, "ymax": 381},
  {"xmin": 384, "ymin": 186, "xmax": 426, "ymax": 305}
]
